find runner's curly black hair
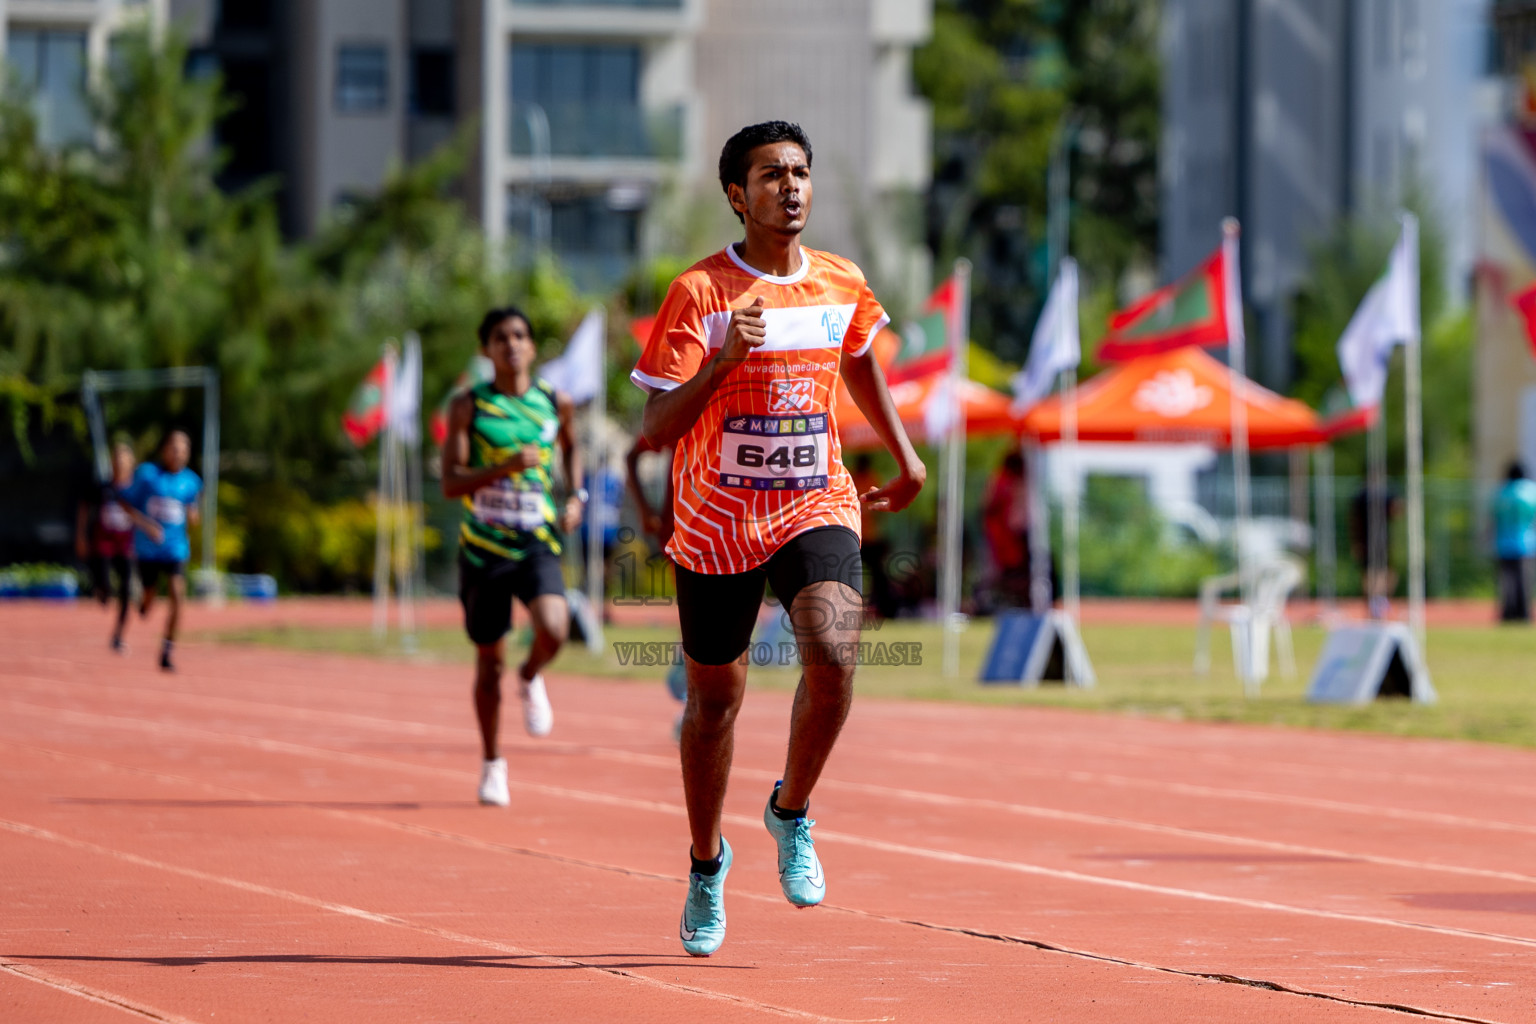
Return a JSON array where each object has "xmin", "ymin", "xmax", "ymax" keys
[
  {"xmin": 717, "ymin": 121, "xmax": 813, "ymax": 223},
  {"xmin": 477, "ymin": 306, "xmax": 532, "ymax": 345}
]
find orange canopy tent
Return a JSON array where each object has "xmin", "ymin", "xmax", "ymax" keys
[
  {"xmin": 1018, "ymin": 347, "xmax": 1361, "ymax": 450},
  {"xmin": 836, "ymin": 330, "xmax": 1019, "ymax": 449}
]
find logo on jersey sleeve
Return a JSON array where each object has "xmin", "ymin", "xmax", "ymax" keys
[{"xmin": 769, "ymin": 378, "xmax": 815, "ymax": 414}]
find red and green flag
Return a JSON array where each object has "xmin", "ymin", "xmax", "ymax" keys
[
  {"xmin": 1512, "ymin": 282, "xmax": 1536, "ymax": 362},
  {"xmin": 342, "ymin": 357, "xmax": 389, "ymax": 447},
  {"xmin": 1096, "ymin": 247, "xmax": 1231, "ymax": 362},
  {"xmin": 888, "ymin": 276, "xmax": 960, "ymax": 385},
  {"xmin": 429, "ymin": 354, "xmax": 494, "ymax": 445}
]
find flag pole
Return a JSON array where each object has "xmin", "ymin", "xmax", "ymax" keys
[
  {"xmin": 400, "ymin": 332, "xmax": 423, "ymax": 650},
  {"xmin": 1314, "ymin": 443, "xmax": 1336, "ymax": 614},
  {"xmin": 1027, "ymin": 440, "xmax": 1051, "ymax": 614},
  {"xmin": 940, "ymin": 258, "xmax": 971, "ymax": 677},
  {"xmin": 1061, "ymin": 264, "xmax": 1081, "ymax": 654},
  {"xmin": 1402, "ymin": 212, "xmax": 1426, "ymax": 652},
  {"xmin": 585, "ymin": 307, "xmax": 607, "ymax": 653},
  {"xmin": 372, "ymin": 343, "xmax": 398, "ymax": 640},
  {"xmin": 1222, "ymin": 218, "xmax": 1256, "ymax": 693}
]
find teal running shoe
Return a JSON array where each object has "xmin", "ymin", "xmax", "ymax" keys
[
  {"xmin": 764, "ymin": 782, "xmax": 824, "ymax": 907},
  {"xmin": 680, "ymin": 837, "xmax": 732, "ymax": 956}
]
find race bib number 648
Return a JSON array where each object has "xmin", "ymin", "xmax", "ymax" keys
[{"xmin": 718, "ymin": 413, "xmax": 829, "ymax": 491}]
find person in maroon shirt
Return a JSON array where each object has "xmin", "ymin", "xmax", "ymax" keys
[{"xmin": 76, "ymin": 443, "xmax": 139, "ymax": 651}]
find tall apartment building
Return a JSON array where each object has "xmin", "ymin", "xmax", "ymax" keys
[
  {"xmin": 0, "ymin": 0, "xmax": 166, "ymax": 146},
  {"xmin": 4, "ymin": 0, "xmax": 931, "ymax": 290},
  {"xmin": 471, "ymin": 0, "xmax": 931, "ymax": 288},
  {"xmin": 1161, "ymin": 0, "xmax": 1487, "ymax": 391},
  {"xmin": 1476, "ymin": 0, "xmax": 1536, "ymax": 486}
]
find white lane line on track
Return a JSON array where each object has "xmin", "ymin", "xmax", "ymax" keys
[
  {"xmin": 33, "ymin": 652, "xmax": 1536, "ymax": 806},
  {"xmin": 16, "ymin": 743, "xmax": 1517, "ymax": 1024},
  {"xmin": 0, "ymin": 818, "xmax": 886, "ymax": 1024},
  {"xmin": 0, "ymin": 958, "xmax": 199, "ymax": 1024},
  {"xmin": 7, "ymin": 700, "xmax": 1536, "ymax": 953},
  {"xmin": 9, "ymin": 688, "xmax": 1536, "ymax": 892},
  {"xmin": 15, "ymin": 666, "xmax": 1536, "ymax": 838},
  {"xmin": 22, "ymin": 645, "xmax": 1536, "ymax": 815},
  {"xmin": 49, "ymin": 635, "xmax": 1536, "ymax": 801}
]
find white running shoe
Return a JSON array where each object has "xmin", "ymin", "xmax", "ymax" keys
[
  {"xmin": 519, "ymin": 673, "xmax": 553, "ymax": 737},
  {"xmin": 478, "ymin": 757, "xmax": 510, "ymax": 806}
]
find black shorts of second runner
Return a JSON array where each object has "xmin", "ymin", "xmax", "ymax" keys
[
  {"xmin": 89, "ymin": 553, "xmax": 133, "ymax": 604},
  {"xmin": 138, "ymin": 559, "xmax": 184, "ymax": 595},
  {"xmin": 459, "ymin": 545, "xmax": 567, "ymax": 646},
  {"xmin": 675, "ymin": 525, "xmax": 862, "ymax": 666}
]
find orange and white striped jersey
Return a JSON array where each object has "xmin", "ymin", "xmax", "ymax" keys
[{"xmin": 631, "ymin": 245, "xmax": 890, "ymax": 575}]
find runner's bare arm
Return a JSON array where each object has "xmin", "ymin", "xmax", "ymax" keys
[
  {"xmin": 625, "ymin": 436, "xmax": 664, "ymax": 537},
  {"xmin": 641, "ymin": 297, "xmax": 766, "ymax": 447},
  {"xmin": 440, "ymin": 392, "xmax": 534, "ymax": 499},
  {"xmin": 120, "ymin": 503, "xmax": 165, "ymax": 544},
  {"xmin": 555, "ymin": 390, "xmax": 583, "ymax": 534},
  {"xmin": 840, "ymin": 349, "xmax": 925, "ymax": 513}
]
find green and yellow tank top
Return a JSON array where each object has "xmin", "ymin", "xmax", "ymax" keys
[{"xmin": 459, "ymin": 379, "xmax": 563, "ymax": 566}]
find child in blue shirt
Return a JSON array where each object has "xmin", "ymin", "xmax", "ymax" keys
[{"xmin": 120, "ymin": 430, "xmax": 202, "ymax": 670}]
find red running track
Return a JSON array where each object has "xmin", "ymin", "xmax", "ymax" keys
[{"xmin": 3, "ymin": 601, "xmax": 1535, "ymax": 1023}]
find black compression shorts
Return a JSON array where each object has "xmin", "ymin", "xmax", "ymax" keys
[
  {"xmin": 674, "ymin": 525, "xmax": 862, "ymax": 666},
  {"xmin": 138, "ymin": 559, "xmax": 184, "ymax": 594},
  {"xmin": 458, "ymin": 546, "xmax": 566, "ymax": 646}
]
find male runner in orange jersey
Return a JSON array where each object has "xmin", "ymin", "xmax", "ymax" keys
[{"xmin": 632, "ymin": 121, "xmax": 925, "ymax": 955}]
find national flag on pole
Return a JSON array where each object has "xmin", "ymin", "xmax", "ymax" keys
[
  {"xmin": 390, "ymin": 334, "xmax": 423, "ymax": 445},
  {"xmin": 343, "ymin": 355, "xmax": 390, "ymax": 447},
  {"xmin": 1012, "ymin": 258, "xmax": 1081, "ymax": 410},
  {"xmin": 429, "ymin": 354, "xmax": 494, "ymax": 446},
  {"xmin": 889, "ymin": 277, "xmax": 961, "ymax": 385},
  {"xmin": 540, "ymin": 309, "xmax": 606, "ymax": 404},
  {"xmin": 1336, "ymin": 219, "xmax": 1420, "ymax": 408},
  {"xmin": 1096, "ymin": 247, "xmax": 1231, "ymax": 362},
  {"xmin": 1511, "ymin": 283, "xmax": 1536, "ymax": 361}
]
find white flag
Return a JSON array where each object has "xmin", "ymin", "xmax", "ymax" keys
[
  {"xmin": 923, "ymin": 376, "xmax": 956, "ymax": 443},
  {"xmin": 389, "ymin": 333, "xmax": 423, "ymax": 444},
  {"xmin": 1337, "ymin": 217, "xmax": 1419, "ymax": 408},
  {"xmin": 1012, "ymin": 258, "xmax": 1080, "ymax": 411},
  {"xmin": 541, "ymin": 309, "xmax": 606, "ymax": 404}
]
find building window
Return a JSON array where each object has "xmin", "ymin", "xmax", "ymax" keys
[
  {"xmin": 510, "ymin": 43, "xmax": 645, "ymax": 157},
  {"xmin": 335, "ymin": 45, "xmax": 388, "ymax": 113},
  {"xmin": 5, "ymin": 29, "xmax": 91, "ymax": 147},
  {"xmin": 410, "ymin": 47, "xmax": 454, "ymax": 116},
  {"xmin": 217, "ymin": 0, "xmax": 271, "ymax": 31},
  {"xmin": 507, "ymin": 189, "xmax": 641, "ymax": 286}
]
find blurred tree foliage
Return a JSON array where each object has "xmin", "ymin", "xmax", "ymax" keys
[
  {"xmin": 0, "ymin": 29, "xmax": 596, "ymax": 587},
  {"xmin": 0, "ymin": 28, "xmax": 589, "ymax": 480},
  {"xmin": 915, "ymin": 0, "xmax": 1160, "ymax": 363}
]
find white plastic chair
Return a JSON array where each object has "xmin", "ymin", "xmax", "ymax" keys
[{"xmin": 1193, "ymin": 557, "xmax": 1305, "ymax": 690}]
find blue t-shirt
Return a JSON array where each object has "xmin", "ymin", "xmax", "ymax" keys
[
  {"xmin": 579, "ymin": 468, "xmax": 625, "ymax": 549},
  {"xmin": 1494, "ymin": 478, "xmax": 1536, "ymax": 559},
  {"xmin": 122, "ymin": 463, "xmax": 202, "ymax": 563}
]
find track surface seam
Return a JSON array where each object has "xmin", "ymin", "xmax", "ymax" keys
[
  {"xmin": 8, "ymin": 742, "xmax": 1507, "ymax": 1024},
  {"xmin": 8, "ymin": 697, "xmax": 1536, "ymax": 953}
]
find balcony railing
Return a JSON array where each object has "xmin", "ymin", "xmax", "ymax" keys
[{"xmin": 510, "ymin": 101, "xmax": 683, "ymax": 160}]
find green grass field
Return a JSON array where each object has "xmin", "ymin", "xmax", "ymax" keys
[{"xmin": 206, "ymin": 617, "xmax": 1536, "ymax": 749}]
